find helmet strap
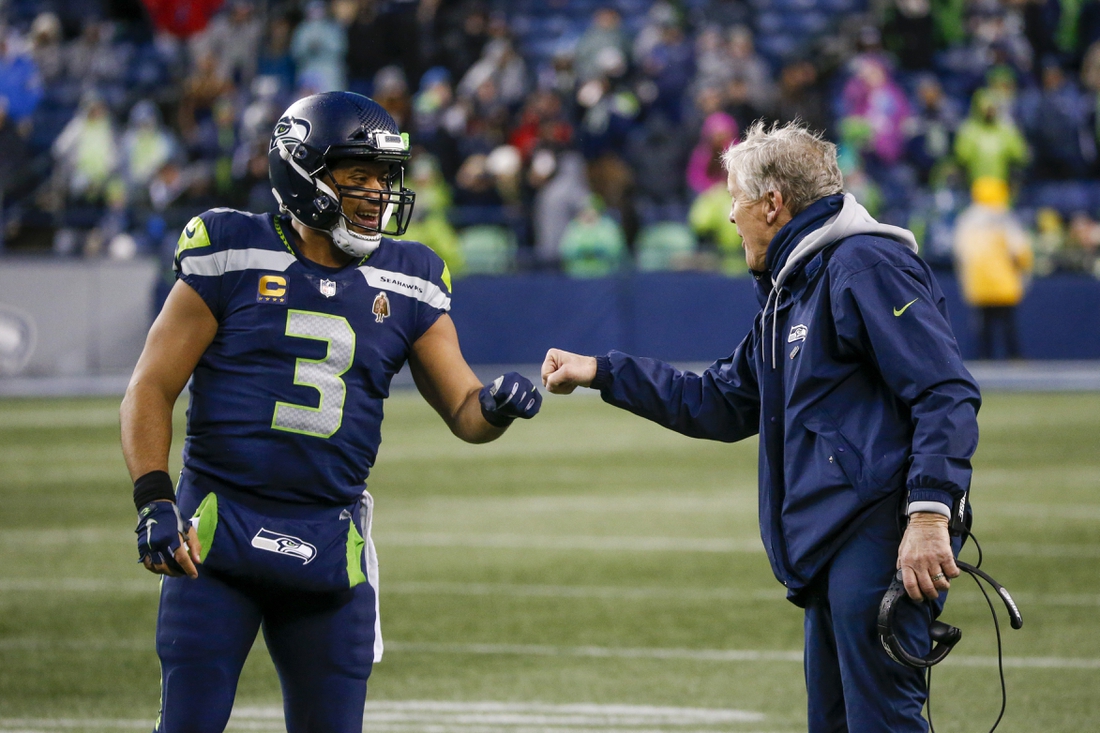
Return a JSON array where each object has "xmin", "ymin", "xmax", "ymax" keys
[{"xmin": 331, "ymin": 217, "xmax": 382, "ymax": 258}]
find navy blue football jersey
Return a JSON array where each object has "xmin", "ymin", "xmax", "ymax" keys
[{"xmin": 173, "ymin": 209, "xmax": 451, "ymax": 505}]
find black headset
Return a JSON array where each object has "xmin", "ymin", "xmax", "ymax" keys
[
  {"xmin": 878, "ymin": 555, "xmax": 1024, "ymax": 733},
  {"xmin": 877, "ymin": 560, "xmax": 1023, "ymax": 668}
]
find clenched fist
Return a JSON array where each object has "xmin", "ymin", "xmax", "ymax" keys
[{"xmin": 541, "ymin": 349, "xmax": 598, "ymax": 394}]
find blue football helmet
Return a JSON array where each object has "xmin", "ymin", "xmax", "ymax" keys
[{"xmin": 268, "ymin": 92, "xmax": 416, "ymax": 257}]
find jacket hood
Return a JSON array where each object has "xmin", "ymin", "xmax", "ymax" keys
[
  {"xmin": 770, "ymin": 192, "xmax": 918, "ymax": 290},
  {"xmin": 760, "ymin": 193, "xmax": 919, "ymax": 368},
  {"xmin": 764, "ymin": 194, "xmax": 843, "ymax": 284}
]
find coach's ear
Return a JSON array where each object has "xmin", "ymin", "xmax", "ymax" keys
[{"xmin": 764, "ymin": 190, "xmax": 786, "ymax": 225}]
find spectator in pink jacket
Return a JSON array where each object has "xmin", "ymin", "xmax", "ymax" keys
[
  {"xmin": 686, "ymin": 111, "xmax": 738, "ymax": 195},
  {"xmin": 840, "ymin": 56, "xmax": 911, "ymax": 164}
]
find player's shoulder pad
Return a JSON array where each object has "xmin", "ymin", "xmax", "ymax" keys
[
  {"xmin": 175, "ymin": 209, "xmax": 295, "ymax": 278},
  {"xmin": 358, "ymin": 237, "xmax": 452, "ymax": 311},
  {"xmin": 378, "ymin": 236, "xmax": 452, "ymax": 294}
]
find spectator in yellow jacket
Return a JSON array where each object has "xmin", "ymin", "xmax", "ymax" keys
[{"xmin": 953, "ymin": 176, "xmax": 1033, "ymax": 359}]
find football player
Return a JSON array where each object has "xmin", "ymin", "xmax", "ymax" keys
[{"xmin": 120, "ymin": 92, "xmax": 541, "ymax": 733}]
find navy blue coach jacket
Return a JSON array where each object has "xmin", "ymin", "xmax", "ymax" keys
[{"xmin": 591, "ymin": 193, "xmax": 981, "ymax": 604}]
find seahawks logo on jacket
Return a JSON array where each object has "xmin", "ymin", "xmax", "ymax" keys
[{"xmin": 789, "ymin": 324, "xmax": 808, "ymax": 342}]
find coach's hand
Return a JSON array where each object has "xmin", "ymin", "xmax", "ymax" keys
[
  {"xmin": 541, "ymin": 349, "xmax": 597, "ymax": 394},
  {"xmin": 897, "ymin": 512, "xmax": 958, "ymax": 601},
  {"xmin": 136, "ymin": 500, "xmax": 200, "ymax": 579},
  {"xmin": 479, "ymin": 372, "xmax": 542, "ymax": 427}
]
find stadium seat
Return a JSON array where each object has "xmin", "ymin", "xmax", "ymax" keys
[
  {"xmin": 638, "ymin": 202, "xmax": 690, "ymax": 227},
  {"xmin": 459, "ymin": 225, "xmax": 517, "ymax": 275},
  {"xmin": 755, "ymin": 33, "xmax": 803, "ymax": 66},
  {"xmin": 757, "ymin": 0, "xmax": 824, "ymax": 11},
  {"xmin": 819, "ymin": 0, "xmax": 867, "ymax": 11},
  {"xmin": 635, "ymin": 222, "xmax": 698, "ymax": 272},
  {"xmin": 28, "ymin": 104, "xmax": 77, "ymax": 154}
]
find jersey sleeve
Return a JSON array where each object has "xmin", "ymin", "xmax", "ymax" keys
[
  {"xmin": 410, "ymin": 245, "xmax": 452, "ymax": 342},
  {"xmin": 173, "ymin": 212, "xmax": 227, "ymax": 320}
]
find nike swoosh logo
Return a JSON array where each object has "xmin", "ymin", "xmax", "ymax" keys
[
  {"xmin": 893, "ymin": 298, "xmax": 919, "ymax": 317},
  {"xmin": 184, "ymin": 226, "xmax": 196, "ymax": 238}
]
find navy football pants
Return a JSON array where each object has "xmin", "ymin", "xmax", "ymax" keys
[
  {"xmin": 803, "ymin": 498, "xmax": 959, "ymax": 733},
  {"xmin": 154, "ymin": 568, "xmax": 376, "ymax": 733}
]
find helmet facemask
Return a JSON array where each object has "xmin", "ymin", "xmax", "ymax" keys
[
  {"xmin": 271, "ymin": 132, "xmax": 416, "ymax": 259},
  {"xmin": 321, "ymin": 158, "xmax": 415, "ymax": 255}
]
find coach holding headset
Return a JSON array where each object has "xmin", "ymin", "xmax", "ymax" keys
[{"xmin": 542, "ymin": 121, "xmax": 980, "ymax": 732}]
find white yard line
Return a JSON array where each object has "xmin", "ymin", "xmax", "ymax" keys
[
  {"xmin": 389, "ymin": 642, "xmax": 806, "ymax": 664},
  {"xmin": 385, "ymin": 642, "xmax": 1100, "ymax": 670},
  {"xmin": 5, "ymin": 578, "xmax": 1100, "ymax": 611},
  {"xmin": 0, "ymin": 702, "xmax": 775, "ymax": 733},
  {"xmin": 376, "ymin": 534, "xmax": 1100, "ymax": 558},
  {"xmin": 381, "ymin": 494, "xmax": 754, "ymax": 514},
  {"xmin": 978, "ymin": 502, "xmax": 1100, "ymax": 521},
  {"xmin": 9, "ymin": 531, "xmax": 1093, "ymax": 559},
  {"xmin": 375, "ymin": 533, "xmax": 762, "ymax": 553},
  {"xmin": 0, "ymin": 406, "xmax": 123, "ymax": 429},
  {"xmin": 1, "ymin": 636, "xmax": 1097, "ymax": 671}
]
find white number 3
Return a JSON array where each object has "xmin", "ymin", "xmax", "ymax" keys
[{"xmin": 272, "ymin": 310, "xmax": 355, "ymax": 438}]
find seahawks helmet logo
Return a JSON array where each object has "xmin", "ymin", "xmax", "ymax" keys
[{"xmin": 271, "ymin": 116, "xmax": 311, "ymax": 150}]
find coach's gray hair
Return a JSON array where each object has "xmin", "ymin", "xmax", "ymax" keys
[{"xmin": 720, "ymin": 120, "xmax": 843, "ymax": 216}]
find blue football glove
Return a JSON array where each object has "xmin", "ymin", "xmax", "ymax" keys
[
  {"xmin": 479, "ymin": 372, "xmax": 542, "ymax": 427},
  {"xmin": 135, "ymin": 500, "xmax": 187, "ymax": 575}
]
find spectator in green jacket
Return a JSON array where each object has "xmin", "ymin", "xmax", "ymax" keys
[
  {"xmin": 400, "ymin": 153, "xmax": 465, "ymax": 277},
  {"xmin": 688, "ymin": 181, "xmax": 746, "ymax": 275},
  {"xmin": 559, "ymin": 197, "xmax": 626, "ymax": 277},
  {"xmin": 953, "ymin": 89, "xmax": 1028, "ymax": 183}
]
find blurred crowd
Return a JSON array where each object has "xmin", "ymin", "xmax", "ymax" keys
[{"xmin": 0, "ymin": 0, "xmax": 1099, "ymax": 281}]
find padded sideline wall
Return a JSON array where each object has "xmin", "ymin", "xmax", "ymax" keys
[
  {"xmin": 0, "ymin": 258, "xmax": 159, "ymax": 377},
  {"xmin": 0, "ymin": 260, "xmax": 1097, "ymax": 380}
]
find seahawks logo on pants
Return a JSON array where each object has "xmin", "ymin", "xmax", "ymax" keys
[{"xmin": 251, "ymin": 528, "xmax": 317, "ymax": 564}]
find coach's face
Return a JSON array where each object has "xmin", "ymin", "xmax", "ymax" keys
[{"xmin": 727, "ymin": 172, "xmax": 791, "ymax": 272}]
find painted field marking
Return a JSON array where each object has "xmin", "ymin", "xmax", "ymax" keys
[
  {"xmin": 1, "ymin": 636, "xmax": 1098, "ymax": 671},
  {"xmin": 376, "ymin": 534, "xmax": 1100, "ymax": 559},
  {"xmin": 381, "ymin": 493, "xmax": 755, "ymax": 514},
  {"xmin": 0, "ymin": 702, "xmax": 777, "ymax": 733},
  {"xmin": 0, "ymin": 406, "xmax": 123, "ymax": 429},
  {"xmin": 979, "ymin": 502, "xmax": 1100, "ymax": 521},
  {"xmin": 375, "ymin": 533, "xmax": 761, "ymax": 553},
  {"xmin": 383, "ymin": 642, "xmax": 1100, "ymax": 671},
  {"xmin": 6, "ymin": 578, "xmax": 1100, "ymax": 610}
]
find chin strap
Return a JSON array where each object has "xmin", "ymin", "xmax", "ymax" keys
[
  {"xmin": 273, "ymin": 187, "xmax": 386, "ymax": 259},
  {"xmin": 315, "ymin": 178, "xmax": 396, "ymax": 258},
  {"xmin": 331, "ymin": 218, "xmax": 382, "ymax": 258}
]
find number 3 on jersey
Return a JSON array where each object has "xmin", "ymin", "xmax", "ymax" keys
[{"xmin": 272, "ymin": 310, "xmax": 355, "ymax": 438}]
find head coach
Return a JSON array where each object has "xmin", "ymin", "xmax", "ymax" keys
[{"xmin": 541, "ymin": 120, "xmax": 981, "ymax": 731}]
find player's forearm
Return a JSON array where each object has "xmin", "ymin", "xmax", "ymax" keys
[
  {"xmin": 120, "ymin": 380, "xmax": 176, "ymax": 481},
  {"xmin": 448, "ymin": 387, "xmax": 507, "ymax": 444}
]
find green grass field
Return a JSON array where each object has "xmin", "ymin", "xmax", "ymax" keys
[{"xmin": 1, "ymin": 391, "xmax": 1099, "ymax": 732}]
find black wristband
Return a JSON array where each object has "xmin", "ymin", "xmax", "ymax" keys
[{"xmin": 133, "ymin": 470, "xmax": 176, "ymax": 511}]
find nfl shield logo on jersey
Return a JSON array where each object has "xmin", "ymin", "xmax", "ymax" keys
[
  {"xmin": 372, "ymin": 292, "xmax": 390, "ymax": 323},
  {"xmin": 319, "ymin": 279, "xmax": 337, "ymax": 298}
]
